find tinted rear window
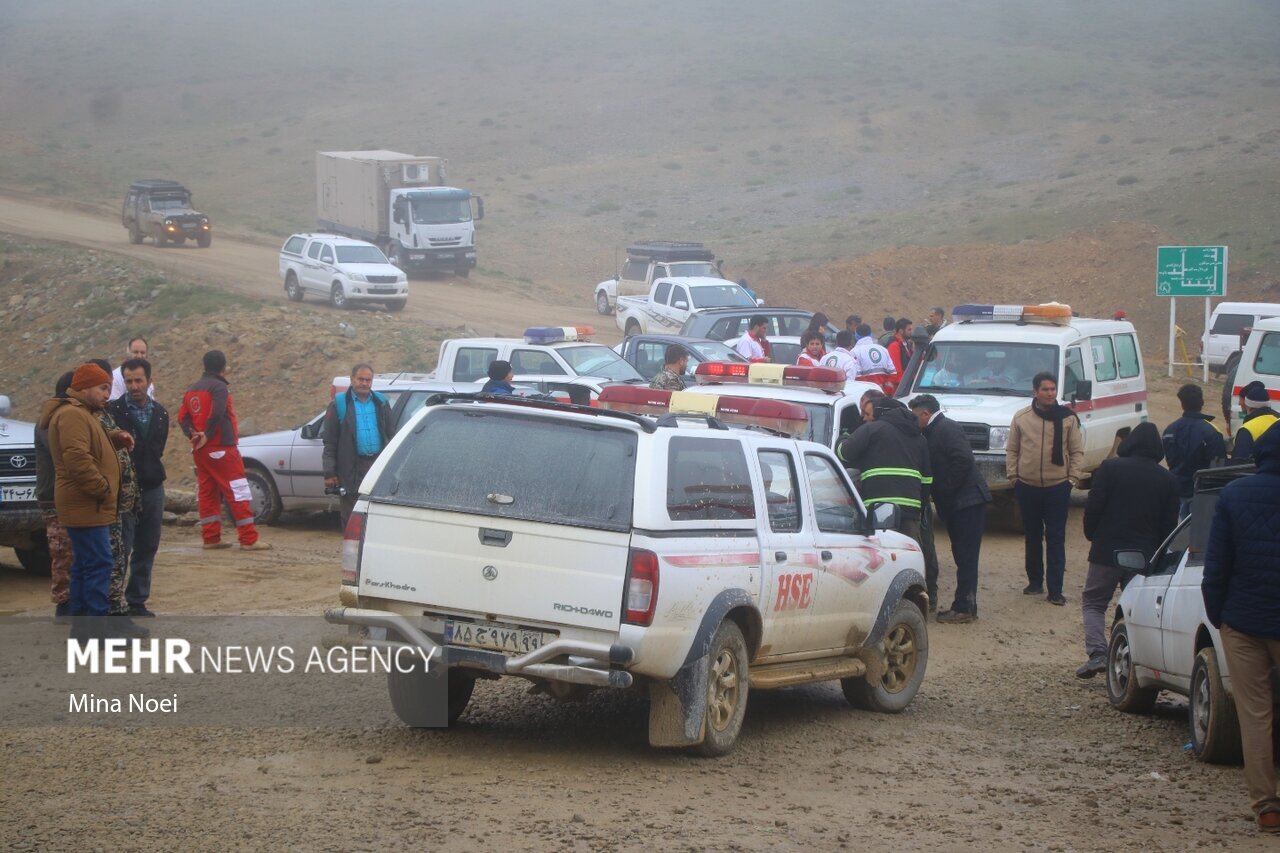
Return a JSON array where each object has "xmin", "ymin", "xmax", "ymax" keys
[
  {"xmin": 667, "ymin": 436, "xmax": 755, "ymax": 521},
  {"xmin": 1211, "ymin": 313, "xmax": 1252, "ymax": 336},
  {"xmin": 370, "ymin": 409, "xmax": 636, "ymax": 532}
]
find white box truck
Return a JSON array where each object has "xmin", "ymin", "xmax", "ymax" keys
[{"xmin": 316, "ymin": 150, "xmax": 484, "ymax": 277}]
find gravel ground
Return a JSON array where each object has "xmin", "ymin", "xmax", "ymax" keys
[{"xmin": 1, "ymin": 510, "xmax": 1273, "ymax": 852}]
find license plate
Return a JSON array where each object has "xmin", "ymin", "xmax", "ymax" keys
[
  {"xmin": 444, "ymin": 620, "xmax": 556, "ymax": 654},
  {"xmin": 0, "ymin": 484, "xmax": 37, "ymax": 503},
  {"xmin": 410, "ymin": 253, "xmax": 425, "ymax": 260},
  {"xmin": 436, "ymin": 253, "xmax": 454, "ymax": 259}
]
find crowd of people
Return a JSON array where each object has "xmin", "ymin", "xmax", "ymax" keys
[{"xmin": 36, "ymin": 340, "xmax": 270, "ymax": 643}]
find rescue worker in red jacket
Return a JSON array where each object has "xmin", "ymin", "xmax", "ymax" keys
[{"xmin": 178, "ymin": 350, "xmax": 271, "ymax": 551}]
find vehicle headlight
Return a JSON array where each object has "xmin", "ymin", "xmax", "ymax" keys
[
  {"xmin": 989, "ymin": 426, "xmax": 1010, "ymax": 451},
  {"xmin": 397, "ymin": 274, "xmax": 407, "ymax": 283},
  {"xmin": 348, "ymin": 273, "xmax": 367, "ymax": 282},
  {"xmin": 164, "ymin": 218, "xmax": 174, "ymax": 226},
  {"xmin": 200, "ymin": 217, "xmax": 209, "ymax": 225}
]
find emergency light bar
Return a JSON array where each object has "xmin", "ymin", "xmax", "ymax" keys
[
  {"xmin": 597, "ymin": 386, "xmax": 809, "ymax": 436},
  {"xmin": 692, "ymin": 362, "xmax": 845, "ymax": 393},
  {"xmin": 523, "ymin": 325, "xmax": 595, "ymax": 344},
  {"xmin": 951, "ymin": 303, "xmax": 1072, "ymax": 325}
]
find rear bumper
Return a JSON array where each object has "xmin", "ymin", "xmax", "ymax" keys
[{"xmin": 324, "ymin": 607, "xmax": 634, "ymax": 688}]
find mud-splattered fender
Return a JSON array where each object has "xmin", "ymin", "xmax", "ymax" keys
[{"xmin": 864, "ymin": 569, "xmax": 927, "ymax": 649}]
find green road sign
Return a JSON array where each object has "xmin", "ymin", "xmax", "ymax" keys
[{"xmin": 1156, "ymin": 245, "xmax": 1227, "ymax": 297}]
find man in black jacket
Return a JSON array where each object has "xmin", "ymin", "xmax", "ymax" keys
[
  {"xmin": 1162, "ymin": 383, "xmax": 1226, "ymax": 519},
  {"xmin": 837, "ymin": 391, "xmax": 931, "ymax": 543},
  {"xmin": 909, "ymin": 395, "xmax": 991, "ymax": 623},
  {"xmin": 1076, "ymin": 422, "xmax": 1179, "ymax": 678},
  {"xmin": 323, "ymin": 363, "xmax": 394, "ymax": 525},
  {"xmin": 106, "ymin": 358, "xmax": 169, "ymax": 618}
]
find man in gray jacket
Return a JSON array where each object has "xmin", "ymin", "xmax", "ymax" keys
[{"xmin": 323, "ymin": 363, "xmax": 394, "ymax": 525}]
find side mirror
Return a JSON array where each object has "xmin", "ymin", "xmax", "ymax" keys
[
  {"xmin": 1073, "ymin": 380, "xmax": 1093, "ymax": 402},
  {"xmin": 673, "ymin": 300, "xmax": 689, "ymax": 311},
  {"xmin": 0, "ymin": 395, "xmax": 11, "ymax": 418},
  {"xmin": 871, "ymin": 502, "xmax": 899, "ymax": 531},
  {"xmin": 300, "ymin": 422, "xmax": 321, "ymax": 440},
  {"xmin": 1113, "ymin": 549, "xmax": 1149, "ymax": 573}
]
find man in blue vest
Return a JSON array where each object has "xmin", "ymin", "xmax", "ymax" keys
[{"xmin": 323, "ymin": 363, "xmax": 394, "ymax": 525}]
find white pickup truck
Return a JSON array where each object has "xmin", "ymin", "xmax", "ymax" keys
[
  {"xmin": 426, "ymin": 327, "xmax": 644, "ymax": 393},
  {"xmin": 326, "ymin": 386, "xmax": 929, "ymax": 755},
  {"xmin": 616, "ymin": 277, "xmax": 757, "ymax": 338},
  {"xmin": 279, "ymin": 233, "xmax": 409, "ymax": 311}
]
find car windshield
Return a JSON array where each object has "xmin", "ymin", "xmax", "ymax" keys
[
  {"xmin": 669, "ymin": 262, "xmax": 720, "ymax": 278},
  {"xmin": 913, "ymin": 342, "xmax": 1058, "ymax": 396},
  {"xmin": 410, "ymin": 197, "xmax": 472, "ymax": 225},
  {"xmin": 690, "ymin": 285, "xmax": 756, "ymax": 309},
  {"xmin": 335, "ymin": 245, "xmax": 391, "ymax": 264},
  {"xmin": 149, "ymin": 196, "xmax": 189, "ymax": 210},
  {"xmin": 557, "ymin": 345, "xmax": 643, "ymax": 381},
  {"xmin": 687, "ymin": 341, "xmax": 747, "ymax": 364}
]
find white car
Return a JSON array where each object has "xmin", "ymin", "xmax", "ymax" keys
[
  {"xmin": 1201, "ymin": 301, "xmax": 1280, "ymax": 374},
  {"xmin": 326, "ymin": 385, "xmax": 929, "ymax": 754},
  {"xmin": 1106, "ymin": 465, "xmax": 1275, "ymax": 763},
  {"xmin": 279, "ymin": 233, "xmax": 409, "ymax": 311},
  {"xmin": 0, "ymin": 395, "xmax": 47, "ymax": 574}
]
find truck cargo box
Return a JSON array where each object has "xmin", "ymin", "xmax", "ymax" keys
[{"xmin": 316, "ymin": 151, "xmax": 447, "ymax": 238}]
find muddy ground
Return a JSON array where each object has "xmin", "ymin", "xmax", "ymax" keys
[{"xmin": 0, "ymin": 500, "xmax": 1272, "ymax": 852}]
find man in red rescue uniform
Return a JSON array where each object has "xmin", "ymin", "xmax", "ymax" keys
[{"xmin": 178, "ymin": 350, "xmax": 271, "ymax": 551}]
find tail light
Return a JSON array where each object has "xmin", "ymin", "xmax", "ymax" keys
[
  {"xmin": 341, "ymin": 511, "xmax": 365, "ymax": 586},
  {"xmin": 623, "ymin": 548, "xmax": 659, "ymax": 626}
]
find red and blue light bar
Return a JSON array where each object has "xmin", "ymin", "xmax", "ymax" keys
[
  {"xmin": 597, "ymin": 386, "xmax": 809, "ymax": 436},
  {"xmin": 692, "ymin": 362, "xmax": 845, "ymax": 394},
  {"xmin": 523, "ymin": 325, "xmax": 595, "ymax": 344}
]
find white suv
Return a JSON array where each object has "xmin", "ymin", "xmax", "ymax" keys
[
  {"xmin": 326, "ymin": 387, "xmax": 929, "ymax": 754},
  {"xmin": 278, "ymin": 233, "xmax": 409, "ymax": 311}
]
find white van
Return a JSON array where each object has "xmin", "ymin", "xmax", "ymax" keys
[
  {"xmin": 900, "ymin": 304, "xmax": 1147, "ymax": 494},
  {"xmin": 1202, "ymin": 302, "xmax": 1280, "ymax": 373},
  {"xmin": 1228, "ymin": 316, "xmax": 1280, "ymax": 414}
]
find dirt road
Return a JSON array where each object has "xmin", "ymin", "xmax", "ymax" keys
[
  {"xmin": 0, "ymin": 192, "xmax": 604, "ymax": 338},
  {"xmin": 0, "ymin": 512, "xmax": 1269, "ymax": 851}
]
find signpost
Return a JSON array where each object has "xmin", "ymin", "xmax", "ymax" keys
[{"xmin": 1156, "ymin": 245, "xmax": 1227, "ymax": 380}]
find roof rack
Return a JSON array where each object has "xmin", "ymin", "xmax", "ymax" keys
[
  {"xmin": 129, "ymin": 179, "xmax": 189, "ymax": 192},
  {"xmin": 625, "ymin": 240, "xmax": 716, "ymax": 262}
]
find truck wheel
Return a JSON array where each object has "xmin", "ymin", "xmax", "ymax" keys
[
  {"xmin": 624, "ymin": 319, "xmax": 641, "ymax": 338},
  {"xmin": 15, "ymin": 546, "xmax": 52, "ymax": 576},
  {"xmin": 197, "ymin": 233, "xmax": 212, "ymax": 248},
  {"xmin": 596, "ymin": 291, "xmax": 612, "ymax": 315},
  {"xmin": 1105, "ymin": 619, "xmax": 1159, "ymax": 713},
  {"xmin": 330, "ymin": 282, "xmax": 349, "ymax": 310},
  {"xmin": 842, "ymin": 598, "xmax": 927, "ymax": 712},
  {"xmin": 284, "ymin": 272, "xmax": 304, "ymax": 302},
  {"xmin": 692, "ymin": 619, "xmax": 749, "ymax": 757},
  {"xmin": 1189, "ymin": 647, "xmax": 1243, "ymax": 764},
  {"xmin": 455, "ymin": 267, "xmax": 470, "ymax": 279},
  {"xmin": 388, "ymin": 662, "xmax": 475, "ymax": 727},
  {"xmin": 244, "ymin": 466, "xmax": 282, "ymax": 525},
  {"xmin": 153, "ymin": 227, "xmax": 167, "ymax": 247},
  {"xmin": 128, "ymin": 222, "xmax": 143, "ymax": 244}
]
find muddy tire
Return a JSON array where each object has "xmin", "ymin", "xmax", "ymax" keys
[
  {"xmin": 843, "ymin": 598, "xmax": 927, "ymax": 712},
  {"xmin": 284, "ymin": 271, "xmax": 304, "ymax": 302},
  {"xmin": 596, "ymin": 290, "xmax": 611, "ymax": 315},
  {"xmin": 244, "ymin": 466, "xmax": 282, "ymax": 526},
  {"xmin": 197, "ymin": 232, "xmax": 212, "ymax": 248},
  {"xmin": 15, "ymin": 545, "xmax": 51, "ymax": 576},
  {"xmin": 153, "ymin": 226, "xmax": 167, "ymax": 247},
  {"xmin": 692, "ymin": 620, "xmax": 749, "ymax": 757},
  {"xmin": 1189, "ymin": 647, "xmax": 1242, "ymax": 764},
  {"xmin": 330, "ymin": 282, "xmax": 349, "ymax": 310},
  {"xmin": 385, "ymin": 240, "xmax": 403, "ymax": 270},
  {"xmin": 128, "ymin": 222, "xmax": 143, "ymax": 244},
  {"xmin": 1105, "ymin": 619, "xmax": 1159, "ymax": 713},
  {"xmin": 388, "ymin": 662, "xmax": 475, "ymax": 727},
  {"xmin": 624, "ymin": 319, "xmax": 641, "ymax": 338}
]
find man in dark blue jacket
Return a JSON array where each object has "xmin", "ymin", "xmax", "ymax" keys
[
  {"xmin": 106, "ymin": 358, "xmax": 169, "ymax": 618},
  {"xmin": 909, "ymin": 394, "xmax": 991, "ymax": 623},
  {"xmin": 1162, "ymin": 383, "xmax": 1226, "ymax": 519},
  {"xmin": 1203, "ymin": 424, "xmax": 1280, "ymax": 833},
  {"xmin": 1077, "ymin": 422, "xmax": 1179, "ymax": 678}
]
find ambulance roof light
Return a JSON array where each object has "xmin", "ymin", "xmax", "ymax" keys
[
  {"xmin": 523, "ymin": 325, "xmax": 596, "ymax": 344},
  {"xmin": 693, "ymin": 362, "xmax": 845, "ymax": 393},
  {"xmin": 597, "ymin": 386, "xmax": 809, "ymax": 436},
  {"xmin": 950, "ymin": 303, "xmax": 1072, "ymax": 326}
]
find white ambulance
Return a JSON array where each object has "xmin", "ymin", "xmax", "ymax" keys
[
  {"xmin": 899, "ymin": 304, "xmax": 1148, "ymax": 494},
  {"xmin": 327, "ymin": 387, "xmax": 928, "ymax": 755}
]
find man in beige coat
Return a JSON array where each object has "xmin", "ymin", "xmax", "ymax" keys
[
  {"xmin": 41, "ymin": 363, "xmax": 131, "ymax": 634},
  {"xmin": 1006, "ymin": 371, "xmax": 1083, "ymax": 605}
]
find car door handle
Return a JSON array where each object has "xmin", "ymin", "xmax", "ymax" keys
[
  {"xmin": 774, "ymin": 551, "xmax": 787, "ymax": 563},
  {"xmin": 478, "ymin": 528, "xmax": 511, "ymax": 547},
  {"xmin": 1155, "ymin": 595, "xmax": 1163, "ymax": 605},
  {"xmin": 820, "ymin": 550, "xmax": 833, "ymax": 561}
]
